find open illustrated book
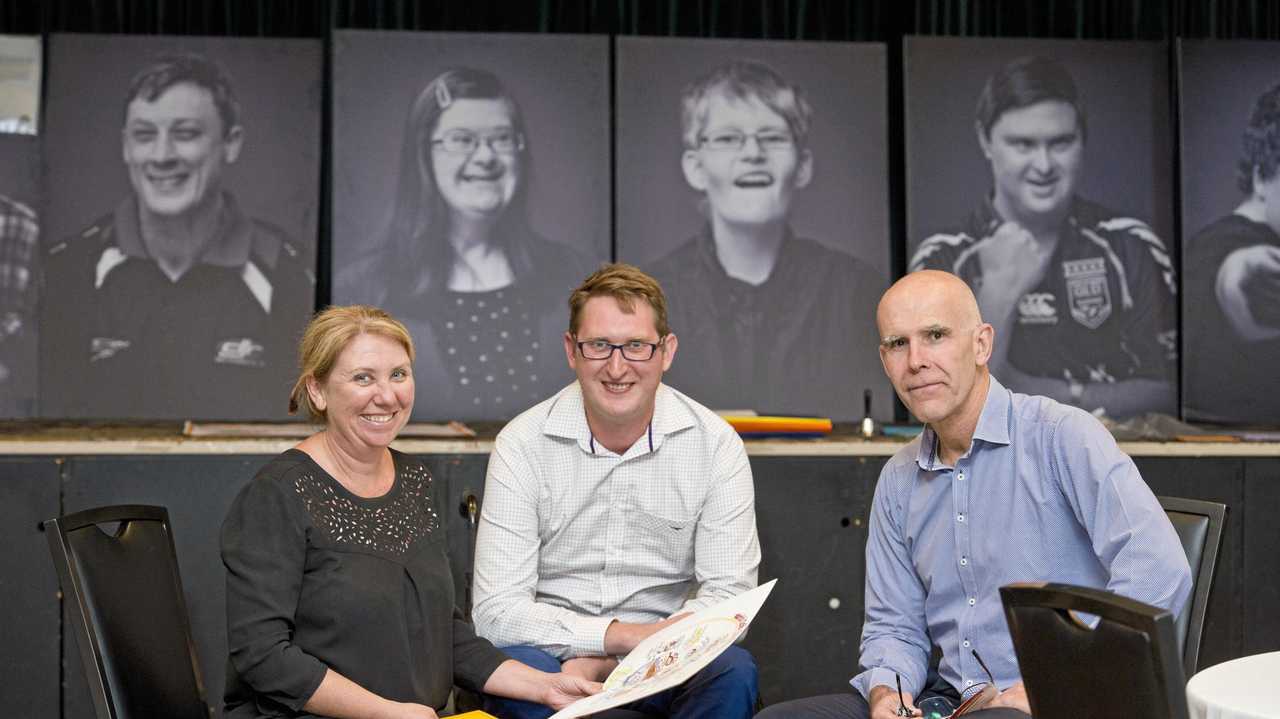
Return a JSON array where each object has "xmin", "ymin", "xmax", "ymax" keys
[{"xmin": 548, "ymin": 579, "xmax": 778, "ymax": 719}]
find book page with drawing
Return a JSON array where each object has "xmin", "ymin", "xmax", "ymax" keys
[{"xmin": 548, "ymin": 579, "xmax": 777, "ymax": 719}]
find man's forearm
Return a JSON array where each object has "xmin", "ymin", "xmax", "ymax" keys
[
  {"xmin": 989, "ymin": 355, "xmax": 1173, "ymax": 417},
  {"xmin": 602, "ymin": 616, "xmax": 685, "ymax": 655},
  {"xmin": 1078, "ymin": 377, "xmax": 1173, "ymax": 417},
  {"xmin": 978, "ymin": 286, "xmax": 1022, "ymax": 376},
  {"xmin": 473, "ymin": 591, "xmax": 615, "ymax": 659}
]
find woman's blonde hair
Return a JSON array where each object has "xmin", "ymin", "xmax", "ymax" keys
[{"xmin": 288, "ymin": 305, "xmax": 415, "ymax": 421}]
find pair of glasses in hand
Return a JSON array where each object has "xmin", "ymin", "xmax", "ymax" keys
[{"xmin": 896, "ymin": 650, "xmax": 998, "ymax": 718}]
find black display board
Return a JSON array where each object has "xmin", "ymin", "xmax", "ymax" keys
[
  {"xmin": 905, "ymin": 37, "xmax": 1177, "ymax": 419},
  {"xmin": 330, "ymin": 31, "xmax": 610, "ymax": 421},
  {"xmin": 39, "ymin": 34, "xmax": 321, "ymax": 420},
  {"xmin": 616, "ymin": 37, "xmax": 892, "ymax": 421},
  {"xmin": 1178, "ymin": 41, "xmax": 1280, "ymax": 425}
]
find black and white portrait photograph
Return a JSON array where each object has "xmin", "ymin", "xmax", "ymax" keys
[
  {"xmin": 330, "ymin": 31, "xmax": 610, "ymax": 421},
  {"xmin": 0, "ymin": 134, "xmax": 39, "ymax": 417},
  {"xmin": 615, "ymin": 37, "xmax": 891, "ymax": 421},
  {"xmin": 0, "ymin": 34, "xmax": 39, "ymax": 134},
  {"xmin": 39, "ymin": 34, "xmax": 321, "ymax": 420},
  {"xmin": 1179, "ymin": 41, "xmax": 1280, "ymax": 425},
  {"xmin": 905, "ymin": 37, "xmax": 1177, "ymax": 419}
]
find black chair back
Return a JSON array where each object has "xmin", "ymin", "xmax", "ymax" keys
[
  {"xmin": 1157, "ymin": 495, "xmax": 1225, "ymax": 677},
  {"xmin": 1000, "ymin": 582, "xmax": 1189, "ymax": 719},
  {"xmin": 998, "ymin": 583, "xmax": 1187, "ymax": 716},
  {"xmin": 45, "ymin": 504, "xmax": 212, "ymax": 719}
]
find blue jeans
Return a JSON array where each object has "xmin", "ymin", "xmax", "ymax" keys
[{"xmin": 483, "ymin": 644, "xmax": 759, "ymax": 719}]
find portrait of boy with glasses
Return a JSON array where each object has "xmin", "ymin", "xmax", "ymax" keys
[{"xmin": 644, "ymin": 57, "xmax": 887, "ymax": 420}]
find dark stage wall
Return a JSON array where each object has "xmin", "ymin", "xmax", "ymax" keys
[{"xmin": 2, "ymin": 449, "xmax": 1276, "ymax": 716}]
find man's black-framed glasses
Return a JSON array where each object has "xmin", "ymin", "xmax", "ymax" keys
[
  {"xmin": 575, "ymin": 337, "xmax": 664, "ymax": 361},
  {"xmin": 956, "ymin": 648, "xmax": 998, "ymax": 709},
  {"xmin": 895, "ymin": 673, "xmax": 913, "ymax": 716},
  {"xmin": 894, "ymin": 649, "xmax": 997, "ymax": 718}
]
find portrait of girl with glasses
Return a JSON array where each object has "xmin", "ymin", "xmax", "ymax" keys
[{"xmin": 335, "ymin": 61, "xmax": 595, "ymax": 419}]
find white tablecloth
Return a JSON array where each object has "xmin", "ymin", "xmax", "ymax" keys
[{"xmin": 1187, "ymin": 651, "xmax": 1280, "ymax": 719}]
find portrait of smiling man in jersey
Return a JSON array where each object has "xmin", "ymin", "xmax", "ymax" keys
[
  {"xmin": 40, "ymin": 43, "xmax": 317, "ymax": 419},
  {"xmin": 910, "ymin": 54, "xmax": 1177, "ymax": 419}
]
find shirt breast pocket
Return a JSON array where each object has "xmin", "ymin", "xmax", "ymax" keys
[{"xmin": 625, "ymin": 508, "xmax": 696, "ymax": 578}]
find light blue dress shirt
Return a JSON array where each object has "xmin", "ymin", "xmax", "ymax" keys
[{"xmin": 852, "ymin": 376, "xmax": 1192, "ymax": 700}]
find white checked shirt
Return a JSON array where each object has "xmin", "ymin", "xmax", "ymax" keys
[{"xmin": 472, "ymin": 382, "xmax": 760, "ymax": 659}]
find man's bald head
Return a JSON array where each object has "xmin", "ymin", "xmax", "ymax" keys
[
  {"xmin": 876, "ymin": 270, "xmax": 994, "ymax": 430},
  {"xmin": 877, "ymin": 270, "xmax": 983, "ymax": 337}
]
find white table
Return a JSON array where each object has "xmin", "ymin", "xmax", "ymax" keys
[{"xmin": 1187, "ymin": 651, "xmax": 1280, "ymax": 719}]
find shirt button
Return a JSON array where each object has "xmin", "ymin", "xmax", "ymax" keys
[
  {"xmin": 968, "ymin": 597, "xmax": 976, "ymax": 606},
  {"xmin": 958, "ymin": 472, "xmax": 965, "ymax": 481},
  {"xmin": 965, "ymin": 679, "xmax": 974, "ymax": 687},
  {"xmin": 963, "ymin": 639, "xmax": 971, "ymax": 648},
  {"xmin": 957, "ymin": 514, "xmax": 965, "ymax": 523},
  {"xmin": 960, "ymin": 557, "xmax": 968, "ymax": 566}
]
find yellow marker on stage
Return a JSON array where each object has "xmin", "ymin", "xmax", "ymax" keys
[{"xmin": 721, "ymin": 415, "xmax": 833, "ymax": 435}]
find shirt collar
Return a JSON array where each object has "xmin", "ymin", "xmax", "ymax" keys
[
  {"xmin": 112, "ymin": 191, "xmax": 254, "ymax": 268},
  {"xmin": 974, "ymin": 375, "xmax": 1012, "ymax": 446},
  {"xmin": 916, "ymin": 375, "xmax": 1012, "ymax": 470},
  {"xmin": 543, "ymin": 382, "xmax": 696, "ymax": 455}
]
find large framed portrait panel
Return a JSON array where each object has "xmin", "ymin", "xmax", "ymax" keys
[
  {"xmin": 615, "ymin": 36, "xmax": 892, "ymax": 422},
  {"xmin": 331, "ymin": 30, "xmax": 610, "ymax": 421}
]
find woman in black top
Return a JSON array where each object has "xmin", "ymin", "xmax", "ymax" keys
[{"xmin": 222, "ymin": 305, "xmax": 598, "ymax": 718}]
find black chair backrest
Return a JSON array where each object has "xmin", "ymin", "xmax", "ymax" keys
[
  {"xmin": 44, "ymin": 504, "xmax": 211, "ymax": 719},
  {"xmin": 1000, "ymin": 582, "xmax": 1189, "ymax": 719},
  {"xmin": 1157, "ymin": 495, "xmax": 1226, "ymax": 677}
]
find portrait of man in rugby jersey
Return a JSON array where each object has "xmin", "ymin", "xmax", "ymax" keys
[
  {"xmin": 40, "ymin": 39, "xmax": 319, "ymax": 419},
  {"xmin": 1180, "ymin": 70, "xmax": 1280, "ymax": 425},
  {"xmin": 910, "ymin": 55, "xmax": 1177, "ymax": 418}
]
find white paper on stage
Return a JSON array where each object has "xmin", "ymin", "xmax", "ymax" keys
[{"xmin": 549, "ymin": 579, "xmax": 777, "ymax": 719}]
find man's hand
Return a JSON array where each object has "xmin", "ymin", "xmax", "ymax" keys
[
  {"xmin": 603, "ymin": 613, "xmax": 691, "ymax": 655},
  {"xmin": 539, "ymin": 673, "xmax": 602, "ymax": 711},
  {"xmin": 561, "ymin": 656, "xmax": 618, "ymax": 683},
  {"xmin": 869, "ymin": 684, "xmax": 916, "ymax": 718},
  {"xmin": 975, "ymin": 221, "xmax": 1056, "ymax": 304},
  {"xmin": 987, "ymin": 681, "xmax": 1031, "ymax": 713},
  {"xmin": 1218, "ymin": 245, "xmax": 1280, "ymax": 341}
]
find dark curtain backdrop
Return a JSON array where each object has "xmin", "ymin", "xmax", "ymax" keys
[{"xmin": 3, "ymin": 1, "xmax": 1279, "ymax": 46}]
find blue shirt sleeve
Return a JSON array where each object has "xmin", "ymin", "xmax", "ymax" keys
[
  {"xmin": 1049, "ymin": 409, "xmax": 1193, "ymax": 618},
  {"xmin": 852, "ymin": 457, "xmax": 932, "ymax": 700}
]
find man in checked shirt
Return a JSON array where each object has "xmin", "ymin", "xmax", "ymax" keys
[
  {"xmin": 473, "ymin": 263, "xmax": 761, "ymax": 719},
  {"xmin": 759, "ymin": 270, "xmax": 1190, "ymax": 719}
]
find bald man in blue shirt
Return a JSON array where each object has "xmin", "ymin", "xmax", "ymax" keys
[{"xmin": 758, "ymin": 270, "xmax": 1191, "ymax": 719}]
